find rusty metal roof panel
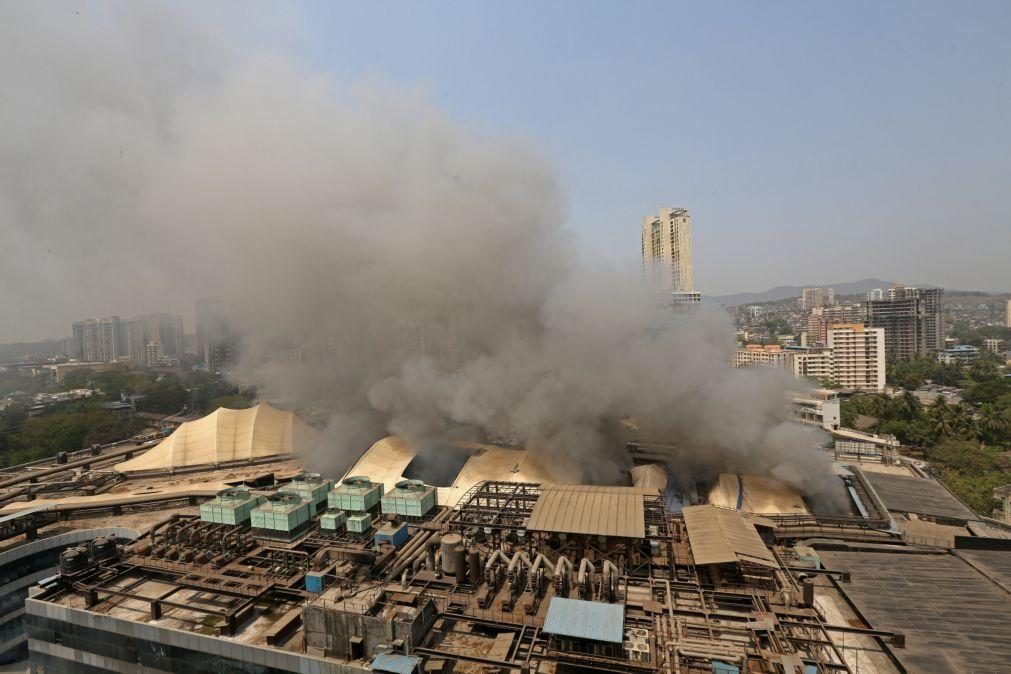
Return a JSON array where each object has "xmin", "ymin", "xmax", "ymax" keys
[
  {"xmin": 682, "ymin": 504, "xmax": 777, "ymax": 568},
  {"xmin": 525, "ymin": 485, "xmax": 656, "ymax": 538}
]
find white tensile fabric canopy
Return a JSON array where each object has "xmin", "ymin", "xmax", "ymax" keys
[{"xmin": 115, "ymin": 403, "xmax": 319, "ymax": 473}]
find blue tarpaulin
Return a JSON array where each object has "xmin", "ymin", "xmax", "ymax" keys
[
  {"xmin": 372, "ymin": 653, "xmax": 421, "ymax": 674},
  {"xmin": 542, "ymin": 597, "xmax": 625, "ymax": 644}
]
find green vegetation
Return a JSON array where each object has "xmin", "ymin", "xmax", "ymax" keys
[
  {"xmin": 886, "ymin": 356, "xmax": 964, "ymax": 389},
  {"xmin": 947, "ymin": 321, "xmax": 1011, "ymax": 347},
  {"xmin": 757, "ymin": 316, "xmax": 793, "ymax": 342},
  {"xmin": 842, "ymin": 357, "xmax": 1011, "ymax": 514},
  {"xmin": 0, "ymin": 367, "xmax": 256, "ymax": 467},
  {"xmin": 0, "ymin": 404, "xmax": 146, "ymax": 466}
]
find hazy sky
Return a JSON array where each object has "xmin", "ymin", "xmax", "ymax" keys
[
  {"xmin": 1, "ymin": 1, "xmax": 1010, "ymax": 342},
  {"xmin": 289, "ymin": 1, "xmax": 1011, "ymax": 295}
]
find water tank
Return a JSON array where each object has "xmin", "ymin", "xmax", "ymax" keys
[
  {"xmin": 59, "ymin": 546, "xmax": 90, "ymax": 575},
  {"xmin": 89, "ymin": 536, "xmax": 118, "ymax": 563},
  {"xmin": 441, "ymin": 534, "xmax": 463, "ymax": 574}
]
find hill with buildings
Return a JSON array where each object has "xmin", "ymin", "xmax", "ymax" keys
[{"xmin": 710, "ymin": 279, "xmax": 896, "ymax": 307}]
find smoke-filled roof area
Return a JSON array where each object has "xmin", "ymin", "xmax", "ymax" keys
[{"xmin": 0, "ymin": 4, "xmax": 843, "ymax": 508}]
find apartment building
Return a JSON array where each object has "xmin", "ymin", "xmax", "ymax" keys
[
  {"xmin": 827, "ymin": 323, "xmax": 886, "ymax": 392},
  {"xmin": 787, "ymin": 346, "xmax": 834, "ymax": 383},
  {"xmin": 733, "ymin": 344, "xmax": 791, "ymax": 368},
  {"xmin": 641, "ymin": 207, "xmax": 699, "ymax": 303},
  {"xmin": 800, "ymin": 287, "xmax": 824, "ymax": 311},
  {"xmin": 70, "ymin": 316, "xmax": 127, "ymax": 362},
  {"xmin": 937, "ymin": 344, "xmax": 980, "ymax": 364},
  {"xmin": 865, "ymin": 285, "xmax": 943, "ymax": 361},
  {"xmin": 126, "ymin": 314, "xmax": 184, "ymax": 365},
  {"xmin": 983, "ymin": 338, "xmax": 1006, "ymax": 354},
  {"xmin": 806, "ymin": 303, "xmax": 865, "ymax": 345}
]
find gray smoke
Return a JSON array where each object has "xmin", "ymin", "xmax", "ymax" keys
[{"xmin": 0, "ymin": 4, "xmax": 845, "ymax": 508}]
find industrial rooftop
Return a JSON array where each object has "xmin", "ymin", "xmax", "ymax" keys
[{"xmin": 1, "ymin": 406, "xmax": 1010, "ymax": 674}]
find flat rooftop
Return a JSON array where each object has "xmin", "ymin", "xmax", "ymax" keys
[
  {"xmin": 862, "ymin": 471, "xmax": 977, "ymax": 522},
  {"xmin": 820, "ymin": 548, "xmax": 1011, "ymax": 674}
]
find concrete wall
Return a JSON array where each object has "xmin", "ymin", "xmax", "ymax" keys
[
  {"xmin": 303, "ymin": 600, "xmax": 436, "ymax": 660},
  {"xmin": 26, "ymin": 598, "xmax": 369, "ymax": 674},
  {"xmin": 0, "ymin": 527, "xmax": 139, "ymax": 665}
]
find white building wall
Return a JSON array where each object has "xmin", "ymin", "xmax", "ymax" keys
[
  {"xmin": 827, "ymin": 325, "xmax": 885, "ymax": 392},
  {"xmin": 642, "ymin": 207, "xmax": 694, "ymax": 293}
]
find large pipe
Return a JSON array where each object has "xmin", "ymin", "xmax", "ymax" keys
[
  {"xmin": 554, "ymin": 556, "xmax": 573, "ymax": 595},
  {"xmin": 387, "ymin": 538, "xmax": 430, "ymax": 580},
  {"xmin": 149, "ymin": 514, "xmax": 184, "ymax": 545},
  {"xmin": 602, "ymin": 560, "xmax": 619, "ymax": 580},
  {"xmin": 507, "ymin": 551, "xmax": 531, "ymax": 575},
  {"xmin": 485, "ymin": 549, "xmax": 509, "ymax": 571},
  {"xmin": 576, "ymin": 558, "xmax": 594, "ymax": 586},
  {"xmin": 530, "ymin": 554, "xmax": 553, "ymax": 578},
  {"xmin": 426, "ymin": 536, "xmax": 441, "ymax": 573},
  {"xmin": 384, "ymin": 508, "xmax": 454, "ymax": 580}
]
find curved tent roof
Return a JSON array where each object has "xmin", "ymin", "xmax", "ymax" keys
[
  {"xmin": 708, "ymin": 473, "xmax": 809, "ymax": 515},
  {"xmin": 115, "ymin": 403, "xmax": 319, "ymax": 473},
  {"xmin": 341, "ymin": 436, "xmax": 557, "ymax": 507}
]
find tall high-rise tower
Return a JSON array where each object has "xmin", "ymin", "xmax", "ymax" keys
[
  {"xmin": 641, "ymin": 207, "xmax": 699, "ymax": 303},
  {"xmin": 70, "ymin": 316, "xmax": 127, "ymax": 362},
  {"xmin": 865, "ymin": 285, "xmax": 943, "ymax": 361}
]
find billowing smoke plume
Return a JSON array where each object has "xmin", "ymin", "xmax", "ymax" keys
[{"xmin": 0, "ymin": 4, "xmax": 844, "ymax": 507}]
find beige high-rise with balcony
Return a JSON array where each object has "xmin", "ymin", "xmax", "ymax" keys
[
  {"xmin": 642, "ymin": 207, "xmax": 695, "ymax": 297},
  {"xmin": 827, "ymin": 323, "xmax": 886, "ymax": 392}
]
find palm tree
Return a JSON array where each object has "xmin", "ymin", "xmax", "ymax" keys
[
  {"xmin": 867, "ymin": 394, "xmax": 889, "ymax": 419},
  {"xmin": 978, "ymin": 404, "xmax": 1009, "ymax": 444},
  {"xmin": 930, "ymin": 408, "xmax": 954, "ymax": 438},
  {"xmin": 957, "ymin": 415, "xmax": 980, "ymax": 441},
  {"xmin": 932, "ymin": 394, "xmax": 950, "ymax": 415},
  {"xmin": 898, "ymin": 390, "xmax": 923, "ymax": 420}
]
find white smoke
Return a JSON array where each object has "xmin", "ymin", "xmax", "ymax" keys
[{"xmin": 0, "ymin": 3, "xmax": 845, "ymax": 508}]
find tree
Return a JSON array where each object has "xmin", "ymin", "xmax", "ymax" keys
[
  {"xmin": 926, "ymin": 438, "xmax": 1011, "ymax": 513},
  {"xmin": 963, "ymin": 378, "xmax": 1011, "ymax": 406},
  {"xmin": 866, "ymin": 394, "xmax": 889, "ymax": 419},
  {"xmin": 60, "ymin": 368, "xmax": 94, "ymax": 389},
  {"xmin": 930, "ymin": 408, "xmax": 954, "ymax": 439},
  {"xmin": 207, "ymin": 394, "xmax": 254, "ymax": 412},
  {"xmin": 897, "ymin": 390, "xmax": 923, "ymax": 420},
  {"xmin": 979, "ymin": 404, "xmax": 1009, "ymax": 445},
  {"xmin": 968, "ymin": 355, "xmax": 1001, "ymax": 383}
]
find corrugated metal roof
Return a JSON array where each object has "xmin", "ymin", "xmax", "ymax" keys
[
  {"xmin": 542, "ymin": 597, "xmax": 625, "ymax": 643},
  {"xmin": 525, "ymin": 485, "xmax": 656, "ymax": 538},
  {"xmin": 682, "ymin": 504, "xmax": 777, "ymax": 568},
  {"xmin": 371, "ymin": 652, "xmax": 422, "ymax": 674}
]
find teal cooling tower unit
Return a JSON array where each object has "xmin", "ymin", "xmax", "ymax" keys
[
  {"xmin": 328, "ymin": 476, "xmax": 383, "ymax": 512},
  {"xmin": 200, "ymin": 486, "xmax": 265, "ymax": 525},
  {"xmin": 382, "ymin": 480, "xmax": 437, "ymax": 518}
]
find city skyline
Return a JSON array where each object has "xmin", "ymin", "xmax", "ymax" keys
[
  {"xmin": 3, "ymin": 2, "xmax": 1011, "ymax": 342},
  {"xmin": 1, "ymin": 6, "xmax": 1010, "ymax": 673}
]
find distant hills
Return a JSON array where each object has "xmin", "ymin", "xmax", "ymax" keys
[
  {"xmin": 0, "ymin": 339, "xmax": 66, "ymax": 363},
  {"xmin": 707, "ymin": 278, "xmax": 896, "ymax": 307}
]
